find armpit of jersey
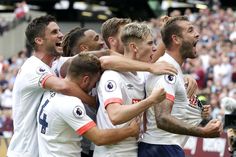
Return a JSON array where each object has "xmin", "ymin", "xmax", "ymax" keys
[
  {"xmin": 76, "ymin": 121, "xmax": 96, "ymax": 135},
  {"xmin": 104, "ymin": 98, "xmax": 123, "ymax": 108}
]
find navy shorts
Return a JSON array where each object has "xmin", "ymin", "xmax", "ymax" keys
[{"xmin": 138, "ymin": 142, "xmax": 185, "ymax": 157}]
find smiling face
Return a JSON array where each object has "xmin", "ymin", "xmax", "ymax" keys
[
  {"xmin": 83, "ymin": 29, "xmax": 104, "ymax": 51},
  {"xmin": 42, "ymin": 22, "xmax": 63, "ymax": 57},
  {"xmin": 177, "ymin": 20, "xmax": 199, "ymax": 59}
]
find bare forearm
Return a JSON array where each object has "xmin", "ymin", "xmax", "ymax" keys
[
  {"xmin": 100, "ymin": 55, "xmax": 152, "ymax": 72},
  {"xmin": 154, "ymin": 99, "xmax": 204, "ymax": 137},
  {"xmin": 82, "ymin": 49, "xmax": 110, "ymax": 58},
  {"xmin": 156, "ymin": 114, "xmax": 204, "ymax": 137},
  {"xmin": 61, "ymin": 81, "xmax": 96, "ymax": 107},
  {"xmin": 97, "ymin": 127, "xmax": 134, "ymax": 145},
  {"xmin": 110, "ymin": 99, "xmax": 153, "ymax": 125},
  {"xmin": 68, "ymin": 85, "xmax": 96, "ymax": 107}
]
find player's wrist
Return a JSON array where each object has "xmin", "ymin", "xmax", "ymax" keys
[{"xmin": 148, "ymin": 64, "xmax": 155, "ymax": 74}]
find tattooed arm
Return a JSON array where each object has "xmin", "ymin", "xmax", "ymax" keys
[{"xmin": 154, "ymin": 99, "xmax": 222, "ymax": 138}]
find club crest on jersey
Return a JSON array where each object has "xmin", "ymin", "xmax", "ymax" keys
[
  {"xmin": 132, "ymin": 99, "xmax": 141, "ymax": 104},
  {"xmin": 73, "ymin": 106, "xmax": 85, "ymax": 118},
  {"xmin": 126, "ymin": 83, "xmax": 134, "ymax": 90},
  {"xmin": 37, "ymin": 66, "xmax": 47, "ymax": 75},
  {"xmin": 164, "ymin": 75, "xmax": 176, "ymax": 84},
  {"xmin": 105, "ymin": 80, "xmax": 116, "ymax": 92}
]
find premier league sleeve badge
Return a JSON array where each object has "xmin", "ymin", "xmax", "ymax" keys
[{"xmin": 164, "ymin": 74, "xmax": 176, "ymax": 84}]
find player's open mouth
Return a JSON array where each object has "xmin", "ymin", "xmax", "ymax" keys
[
  {"xmin": 56, "ymin": 42, "xmax": 62, "ymax": 47},
  {"xmin": 193, "ymin": 40, "xmax": 198, "ymax": 47}
]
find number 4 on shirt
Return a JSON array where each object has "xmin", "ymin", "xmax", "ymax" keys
[{"xmin": 38, "ymin": 99, "xmax": 49, "ymax": 134}]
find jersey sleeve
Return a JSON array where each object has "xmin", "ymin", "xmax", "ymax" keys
[
  {"xmin": 97, "ymin": 71, "xmax": 123, "ymax": 108},
  {"xmin": 57, "ymin": 97, "xmax": 96, "ymax": 135},
  {"xmin": 154, "ymin": 74, "xmax": 178, "ymax": 102},
  {"xmin": 29, "ymin": 64, "xmax": 53, "ymax": 89}
]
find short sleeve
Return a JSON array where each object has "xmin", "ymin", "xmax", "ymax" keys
[
  {"xmin": 97, "ymin": 71, "xmax": 123, "ymax": 108},
  {"xmin": 57, "ymin": 98, "xmax": 96, "ymax": 135},
  {"xmin": 154, "ymin": 74, "xmax": 178, "ymax": 102},
  {"xmin": 29, "ymin": 64, "xmax": 53, "ymax": 89}
]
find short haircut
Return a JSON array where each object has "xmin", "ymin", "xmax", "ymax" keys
[
  {"xmin": 121, "ymin": 22, "xmax": 152, "ymax": 46},
  {"xmin": 67, "ymin": 53, "xmax": 101, "ymax": 79},
  {"xmin": 25, "ymin": 15, "xmax": 56, "ymax": 49},
  {"xmin": 62, "ymin": 27, "xmax": 89, "ymax": 57},
  {"xmin": 161, "ymin": 16, "xmax": 189, "ymax": 49},
  {"xmin": 101, "ymin": 17, "xmax": 131, "ymax": 48}
]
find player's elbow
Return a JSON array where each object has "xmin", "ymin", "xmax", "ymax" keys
[
  {"xmin": 109, "ymin": 115, "xmax": 123, "ymax": 125},
  {"xmin": 93, "ymin": 136, "xmax": 109, "ymax": 146},
  {"xmin": 93, "ymin": 139, "xmax": 103, "ymax": 146},
  {"xmin": 155, "ymin": 115, "xmax": 168, "ymax": 129}
]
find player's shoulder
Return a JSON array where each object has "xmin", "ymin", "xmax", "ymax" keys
[
  {"xmin": 57, "ymin": 94, "xmax": 82, "ymax": 104},
  {"xmin": 52, "ymin": 94, "xmax": 84, "ymax": 112},
  {"xmin": 100, "ymin": 70, "xmax": 121, "ymax": 81},
  {"xmin": 102, "ymin": 70, "xmax": 120, "ymax": 76}
]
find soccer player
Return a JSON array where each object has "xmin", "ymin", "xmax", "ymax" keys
[
  {"xmin": 62, "ymin": 27, "xmax": 105, "ymax": 57},
  {"xmin": 93, "ymin": 22, "xmax": 166, "ymax": 157},
  {"xmin": 7, "ymin": 15, "xmax": 95, "ymax": 157},
  {"xmin": 138, "ymin": 16, "xmax": 222, "ymax": 157},
  {"xmin": 101, "ymin": 17, "xmax": 131, "ymax": 55},
  {"xmin": 37, "ymin": 53, "xmax": 141, "ymax": 157},
  {"xmin": 100, "ymin": 17, "xmax": 197, "ymax": 98},
  {"xmin": 61, "ymin": 27, "xmax": 106, "ymax": 157}
]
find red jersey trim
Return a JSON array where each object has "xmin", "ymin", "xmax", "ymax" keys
[
  {"xmin": 166, "ymin": 93, "xmax": 175, "ymax": 102},
  {"xmin": 42, "ymin": 74, "xmax": 54, "ymax": 88},
  {"xmin": 76, "ymin": 121, "xmax": 96, "ymax": 135},
  {"xmin": 104, "ymin": 98, "xmax": 123, "ymax": 108}
]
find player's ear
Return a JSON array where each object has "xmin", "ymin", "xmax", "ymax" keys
[
  {"xmin": 80, "ymin": 44, "xmax": 88, "ymax": 52},
  {"xmin": 83, "ymin": 75, "xmax": 90, "ymax": 86},
  {"xmin": 108, "ymin": 37, "xmax": 116, "ymax": 48},
  {"xmin": 172, "ymin": 34, "xmax": 181, "ymax": 45},
  {"xmin": 129, "ymin": 42, "xmax": 138, "ymax": 53},
  {"xmin": 35, "ymin": 37, "xmax": 43, "ymax": 45}
]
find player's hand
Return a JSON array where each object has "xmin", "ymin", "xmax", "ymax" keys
[
  {"xmin": 149, "ymin": 87, "xmax": 166, "ymax": 104},
  {"xmin": 150, "ymin": 61, "xmax": 177, "ymax": 75},
  {"xmin": 184, "ymin": 75, "xmax": 198, "ymax": 98},
  {"xmin": 201, "ymin": 119, "xmax": 223, "ymax": 138},
  {"xmin": 201, "ymin": 105, "xmax": 211, "ymax": 119},
  {"xmin": 160, "ymin": 15, "xmax": 170, "ymax": 27},
  {"xmin": 127, "ymin": 117, "xmax": 141, "ymax": 138}
]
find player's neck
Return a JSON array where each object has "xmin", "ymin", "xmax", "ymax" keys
[
  {"xmin": 166, "ymin": 49, "xmax": 184, "ymax": 66},
  {"xmin": 33, "ymin": 51, "xmax": 55, "ymax": 67}
]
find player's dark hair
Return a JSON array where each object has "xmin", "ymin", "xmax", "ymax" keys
[
  {"xmin": 67, "ymin": 53, "xmax": 101, "ymax": 79},
  {"xmin": 101, "ymin": 17, "xmax": 131, "ymax": 48},
  {"xmin": 62, "ymin": 27, "xmax": 89, "ymax": 57},
  {"xmin": 161, "ymin": 16, "xmax": 189, "ymax": 49},
  {"xmin": 25, "ymin": 15, "xmax": 56, "ymax": 49}
]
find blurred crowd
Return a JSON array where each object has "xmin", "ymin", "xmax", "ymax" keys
[
  {"xmin": 0, "ymin": 6, "xmax": 235, "ymax": 138},
  {"xmin": 0, "ymin": 0, "xmax": 29, "ymax": 36}
]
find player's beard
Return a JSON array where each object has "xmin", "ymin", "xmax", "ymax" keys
[
  {"xmin": 48, "ymin": 46, "xmax": 62, "ymax": 57},
  {"xmin": 179, "ymin": 40, "xmax": 197, "ymax": 60}
]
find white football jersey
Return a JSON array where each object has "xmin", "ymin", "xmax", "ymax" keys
[
  {"xmin": 51, "ymin": 56, "xmax": 70, "ymax": 77},
  {"xmin": 7, "ymin": 56, "xmax": 54, "ymax": 157},
  {"xmin": 37, "ymin": 91, "xmax": 96, "ymax": 157},
  {"xmin": 141, "ymin": 53, "xmax": 202, "ymax": 147},
  {"xmin": 94, "ymin": 70, "xmax": 145, "ymax": 157}
]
